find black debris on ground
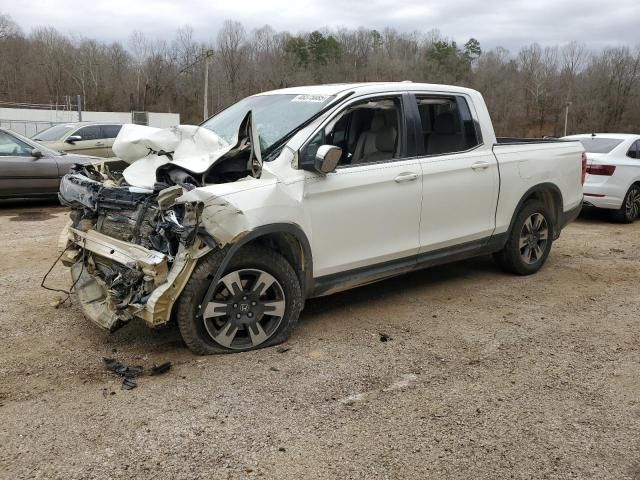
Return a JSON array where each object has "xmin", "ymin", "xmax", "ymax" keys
[
  {"xmin": 103, "ymin": 357, "xmax": 144, "ymax": 378},
  {"xmin": 121, "ymin": 378, "xmax": 137, "ymax": 390},
  {"xmin": 379, "ymin": 333, "xmax": 392, "ymax": 342},
  {"xmin": 102, "ymin": 357, "xmax": 172, "ymax": 391},
  {"xmin": 149, "ymin": 362, "xmax": 172, "ymax": 376}
]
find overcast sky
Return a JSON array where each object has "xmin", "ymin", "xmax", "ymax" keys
[{"xmin": 5, "ymin": 0, "xmax": 640, "ymax": 52}]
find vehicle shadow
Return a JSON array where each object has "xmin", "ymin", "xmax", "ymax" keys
[
  {"xmin": 0, "ymin": 198, "xmax": 66, "ymax": 218},
  {"xmin": 575, "ymin": 207, "xmax": 614, "ymax": 224},
  {"xmin": 103, "ymin": 256, "xmax": 500, "ymax": 355},
  {"xmin": 301, "ymin": 255, "xmax": 500, "ymax": 322}
]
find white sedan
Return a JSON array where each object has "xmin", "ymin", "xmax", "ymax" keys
[{"xmin": 563, "ymin": 133, "xmax": 640, "ymax": 223}]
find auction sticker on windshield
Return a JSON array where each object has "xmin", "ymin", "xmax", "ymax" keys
[{"xmin": 291, "ymin": 94, "xmax": 330, "ymax": 103}]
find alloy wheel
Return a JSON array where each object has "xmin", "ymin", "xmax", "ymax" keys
[
  {"xmin": 202, "ymin": 269, "xmax": 286, "ymax": 350},
  {"xmin": 625, "ymin": 187, "xmax": 640, "ymax": 220},
  {"xmin": 518, "ymin": 213, "xmax": 549, "ymax": 265}
]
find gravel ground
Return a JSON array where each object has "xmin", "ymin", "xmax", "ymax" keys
[{"xmin": 1, "ymin": 199, "xmax": 639, "ymax": 480}]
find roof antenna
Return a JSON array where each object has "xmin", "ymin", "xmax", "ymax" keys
[{"xmin": 591, "ymin": 132, "xmax": 596, "ymax": 137}]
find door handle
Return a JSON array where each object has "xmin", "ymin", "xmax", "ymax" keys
[
  {"xmin": 394, "ymin": 172, "xmax": 419, "ymax": 183},
  {"xmin": 471, "ymin": 161, "xmax": 491, "ymax": 170},
  {"xmin": 95, "ymin": 142, "xmax": 105, "ymax": 146}
]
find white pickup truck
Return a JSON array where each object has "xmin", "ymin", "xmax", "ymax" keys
[{"xmin": 58, "ymin": 82, "xmax": 585, "ymax": 354}]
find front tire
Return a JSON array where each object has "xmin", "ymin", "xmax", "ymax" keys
[
  {"xmin": 493, "ymin": 200, "xmax": 553, "ymax": 275},
  {"xmin": 610, "ymin": 184, "xmax": 640, "ymax": 223},
  {"xmin": 176, "ymin": 245, "xmax": 303, "ymax": 355}
]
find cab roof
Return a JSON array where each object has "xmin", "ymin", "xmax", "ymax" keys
[{"xmin": 257, "ymin": 82, "xmax": 480, "ymax": 98}]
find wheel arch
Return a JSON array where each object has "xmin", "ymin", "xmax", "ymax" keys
[
  {"xmin": 507, "ymin": 183, "xmax": 564, "ymax": 240},
  {"xmin": 209, "ymin": 223, "xmax": 314, "ymax": 298}
]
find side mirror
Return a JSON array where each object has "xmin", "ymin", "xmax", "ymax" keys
[
  {"xmin": 314, "ymin": 145, "xmax": 342, "ymax": 174},
  {"xmin": 66, "ymin": 135, "xmax": 82, "ymax": 144},
  {"xmin": 31, "ymin": 148, "xmax": 43, "ymax": 158}
]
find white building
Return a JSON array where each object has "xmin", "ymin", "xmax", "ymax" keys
[{"xmin": 0, "ymin": 107, "xmax": 180, "ymax": 137}]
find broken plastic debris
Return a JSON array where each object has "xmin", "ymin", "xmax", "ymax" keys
[
  {"xmin": 121, "ymin": 378, "xmax": 137, "ymax": 390},
  {"xmin": 103, "ymin": 357, "xmax": 172, "ymax": 390},
  {"xmin": 103, "ymin": 357, "xmax": 143, "ymax": 378},
  {"xmin": 149, "ymin": 362, "xmax": 172, "ymax": 376}
]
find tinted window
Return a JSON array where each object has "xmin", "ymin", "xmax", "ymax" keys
[
  {"xmin": 75, "ymin": 126, "xmax": 102, "ymax": 141},
  {"xmin": 415, "ymin": 96, "xmax": 479, "ymax": 156},
  {"xmin": 0, "ymin": 131, "xmax": 33, "ymax": 156},
  {"xmin": 32, "ymin": 124, "xmax": 76, "ymax": 141},
  {"xmin": 575, "ymin": 137, "xmax": 623, "ymax": 154},
  {"xmin": 627, "ymin": 140, "xmax": 640, "ymax": 159},
  {"xmin": 300, "ymin": 96, "xmax": 402, "ymax": 167},
  {"xmin": 101, "ymin": 124, "xmax": 122, "ymax": 139}
]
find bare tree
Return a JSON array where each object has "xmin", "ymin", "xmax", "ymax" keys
[
  {"xmin": 217, "ymin": 20, "xmax": 246, "ymax": 99},
  {"xmin": 0, "ymin": 16, "xmax": 639, "ymax": 133},
  {"xmin": 0, "ymin": 13, "xmax": 20, "ymax": 39}
]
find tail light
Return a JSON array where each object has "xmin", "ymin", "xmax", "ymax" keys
[
  {"xmin": 586, "ymin": 164, "xmax": 616, "ymax": 176},
  {"xmin": 581, "ymin": 152, "xmax": 587, "ymax": 185}
]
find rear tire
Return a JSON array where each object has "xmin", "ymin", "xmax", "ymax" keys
[
  {"xmin": 610, "ymin": 184, "xmax": 640, "ymax": 224},
  {"xmin": 493, "ymin": 200, "xmax": 553, "ymax": 275},
  {"xmin": 176, "ymin": 245, "xmax": 303, "ymax": 355}
]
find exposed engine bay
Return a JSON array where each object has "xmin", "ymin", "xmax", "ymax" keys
[{"xmin": 57, "ymin": 114, "xmax": 262, "ymax": 332}]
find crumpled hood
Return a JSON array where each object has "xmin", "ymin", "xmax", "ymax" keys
[{"xmin": 114, "ymin": 124, "xmax": 233, "ymax": 189}]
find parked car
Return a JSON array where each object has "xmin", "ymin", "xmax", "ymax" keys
[
  {"xmin": 0, "ymin": 127, "xmax": 103, "ymax": 199},
  {"xmin": 562, "ymin": 133, "xmax": 640, "ymax": 223},
  {"xmin": 58, "ymin": 82, "xmax": 585, "ymax": 354},
  {"xmin": 32, "ymin": 122, "xmax": 123, "ymax": 158}
]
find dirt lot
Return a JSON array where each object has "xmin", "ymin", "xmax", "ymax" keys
[{"xmin": 0, "ymin": 200, "xmax": 639, "ymax": 480}]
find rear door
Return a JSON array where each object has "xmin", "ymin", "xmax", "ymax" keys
[
  {"xmin": 100, "ymin": 124, "xmax": 122, "ymax": 157},
  {"xmin": 409, "ymin": 93, "xmax": 499, "ymax": 255},
  {"xmin": 0, "ymin": 131, "xmax": 59, "ymax": 196},
  {"xmin": 65, "ymin": 125, "xmax": 104, "ymax": 156}
]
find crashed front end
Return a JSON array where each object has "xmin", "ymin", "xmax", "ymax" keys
[
  {"xmin": 59, "ymin": 164, "xmax": 213, "ymax": 331},
  {"xmin": 57, "ymin": 116, "xmax": 269, "ymax": 332}
]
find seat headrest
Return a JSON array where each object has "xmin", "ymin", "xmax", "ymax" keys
[
  {"xmin": 370, "ymin": 111, "xmax": 386, "ymax": 131},
  {"xmin": 433, "ymin": 112, "xmax": 457, "ymax": 135},
  {"xmin": 376, "ymin": 127, "xmax": 396, "ymax": 152}
]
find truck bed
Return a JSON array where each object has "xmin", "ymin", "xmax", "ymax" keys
[{"xmin": 495, "ymin": 137, "xmax": 573, "ymax": 145}]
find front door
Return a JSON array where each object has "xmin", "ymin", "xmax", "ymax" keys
[
  {"xmin": 301, "ymin": 94, "xmax": 422, "ymax": 279},
  {"xmin": 64, "ymin": 125, "xmax": 104, "ymax": 156},
  {"xmin": 0, "ymin": 131, "xmax": 59, "ymax": 196}
]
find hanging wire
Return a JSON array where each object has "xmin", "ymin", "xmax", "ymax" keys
[{"xmin": 40, "ymin": 239, "xmax": 86, "ymax": 307}]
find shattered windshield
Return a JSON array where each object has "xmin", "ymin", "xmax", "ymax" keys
[{"xmin": 201, "ymin": 94, "xmax": 335, "ymax": 154}]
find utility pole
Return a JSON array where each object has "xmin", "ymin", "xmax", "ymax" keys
[
  {"xmin": 563, "ymin": 102, "xmax": 571, "ymax": 137},
  {"xmin": 77, "ymin": 94, "xmax": 82, "ymax": 122},
  {"xmin": 203, "ymin": 49, "xmax": 214, "ymax": 121}
]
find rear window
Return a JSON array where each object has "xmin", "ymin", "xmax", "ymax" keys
[{"xmin": 575, "ymin": 137, "xmax": 623, "ymax": 154}]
